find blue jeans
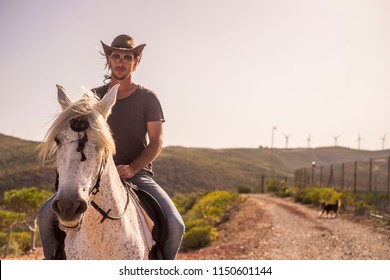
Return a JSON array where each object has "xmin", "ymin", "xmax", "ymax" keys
[
  {"xmin": 37, "ymin": 194, "xmax": 58, "ymax": 259},
  {"xmin": 38, "ymin": 171, "xmax": 185, "ymax": 260},
  {"xmin": 127, "ymin": 170, "xmax": 185, "ymax": 259}
]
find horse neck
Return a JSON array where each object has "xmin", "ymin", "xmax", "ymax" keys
[{"xmin": 93, "ymin": 156, "xmax": 129, "ymax": 211}]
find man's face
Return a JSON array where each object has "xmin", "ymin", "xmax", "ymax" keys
[{"xmin": 108, "ymin": 50, "xmax": 139, "ymax": 80}]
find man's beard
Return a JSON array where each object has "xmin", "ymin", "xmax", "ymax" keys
[{"xmin": 112, "ymin": 67, "xmax": 130, "ymax": 80}]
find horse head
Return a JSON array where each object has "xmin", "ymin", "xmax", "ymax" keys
[{"xmin": 40, "ymin": 84, "xmax": 119, "ymax": 231}]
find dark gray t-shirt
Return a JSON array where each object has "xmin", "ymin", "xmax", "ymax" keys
[{"xmin": 92, "ymin": 85, "xmax": 165, "ymax": 174}]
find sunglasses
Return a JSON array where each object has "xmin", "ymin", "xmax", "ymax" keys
[{"xmin": 109, "ymin": 53, "xmax": 134, "ymax": 63}]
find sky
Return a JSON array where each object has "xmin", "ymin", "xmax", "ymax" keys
[{"xmin": 0, "ymin": 0, "xmax": 389, "ymax": 150}]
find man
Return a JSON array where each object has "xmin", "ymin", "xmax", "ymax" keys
[
  {"xmin": 93, "ymin": 34, "xmax": 184, "ymax": 260},
  {"xmin": 38, "ymin": 34, "xmax": 184, "ymax": 260}
]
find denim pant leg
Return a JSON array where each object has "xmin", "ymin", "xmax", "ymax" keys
[
  {"xmin": 37, "ymin": 194, "xmax": 58, "ymax": 259},
  {"xmin": 128, "ymin": 171, "xmax": 185, "ymax": 260}
]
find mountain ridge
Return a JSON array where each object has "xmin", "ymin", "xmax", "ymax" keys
[{"xmin": 1, "ymin": 132, "xmax": 390, "ymax": 196}]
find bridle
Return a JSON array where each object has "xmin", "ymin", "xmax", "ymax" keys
[
  {"xmin": 55, "ymin": 116, "xmax": 130, "ymax": 231},
  {"xmin": 88, "ymin": 159, "xmax": 130, "ymax": 224}
]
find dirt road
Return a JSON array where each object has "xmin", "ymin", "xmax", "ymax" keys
[
  {"xmin": 4, "ymin": 194, "xmax": 390, "ymax": 260},
  {"xmin": 178, "ymin": 194, "xmax": 390, "ymax": 259}
]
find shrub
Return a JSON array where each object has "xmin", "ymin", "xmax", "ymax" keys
[
  {"xmin": 294, "ymin": 187, "xmax": 341, "ymax": 206},
  {"xmin": 353, "ymin": 201, "xmax": 373, "ymax": 216},
  {"xmin": 181, "ymin": 226, "xmax": 217, "ymax": 251},
  {"xmin": 276, "ymin": 187, "xmax": 297, "ymax": 198},
  {"xmin": 266, "ymin": 178, "xmax": 286, "ymax": 193},
  {"xmin": 180, "ymin": 190, "xmax": 239, "ymax": 251},
  {"xmin": 0, "ymin": 231, "xmax": 31, "ymax": 256},
  {"xmin": 238, "ymin": 186, "xmax": 252, "ymax": 194},
  {"xmin": 184, "ymin": 218, "xmax": 209, "ymax": 229},
  {"xmin": 172, "ymin": 192, "xmax": 199, "ymax": 215},
  {"xmin": 294, "ymin": 187, "xmax": 318, "ymax": 204},
  {"xmin": 355, "ymin": 193, "xmax": 376, "ymax": 205},
  {"xmin": 188, "ymin": 191, "xmax": 238, "ymax": 225}
]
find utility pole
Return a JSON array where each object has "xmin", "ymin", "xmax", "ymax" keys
[
  {"xmin": 271, "ymin": 126, "xmax": 277, "ymax": 177},
  {"xmin": 271, "ymin": 127, "xmax": 277, "ymax": 152}
]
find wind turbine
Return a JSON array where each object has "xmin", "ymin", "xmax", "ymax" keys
[
  {"xmin": 380, "ymin": 133, "xmax": 387, "ymax": 150},
  {"xmin": 332, "ymin": 135, "xmax": 340, "ymax": 147},
  {"xmin": 306, "ymin": 133, "xmax": 313, "ymax": 148},
  {"xmin": 283, "ymin": 133, "xmax": 292, "ymax": 149},
  {"xmin": 357, "ymin": 133, "xmax": 364, "ymax": 150}
]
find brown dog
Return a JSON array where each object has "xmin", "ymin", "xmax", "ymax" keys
[{"xmin": 319, "ymin": 199, "xmax": 341, "ymax": 218}]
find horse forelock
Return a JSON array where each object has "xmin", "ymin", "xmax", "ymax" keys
[{"xmin": 38, "ymin": 90, "xmax": 116, "ymax": 165}]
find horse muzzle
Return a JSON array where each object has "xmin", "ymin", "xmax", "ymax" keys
[{"xmin": 52, "ymin": 196, "xmax": 88, "ymax": 231}]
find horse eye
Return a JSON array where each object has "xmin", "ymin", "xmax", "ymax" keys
[{"xmin": 54, "ymin": 137, "xmax": 60, "ymax": 145}]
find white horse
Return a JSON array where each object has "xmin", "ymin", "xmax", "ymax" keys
[{"xmin": 39, "ymin": 85, "xmax": 153, "ymax": 259}]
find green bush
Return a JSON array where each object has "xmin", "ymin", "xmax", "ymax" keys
[
  {"xmin": 0, "ymin": 232, "xmax": 7, "ymax": 247},
  {"xmin": 294, "ymin": 187, "xmax": 341, "ymax": 206},
  {"xmin": 184, "ymin": 218, "xmax": 209, "ymax": 229},
  {"xmin": 238, "ymin": 186, "xmax": 252, "ymax": 194},
  {"xmin": 172, "ymin": 192, "xmax": 200, "ymax": 215},
  {"xmin": 353, "ymin": 201, "xmax": 373, "ymax": 216},
  {"xmin": 355, "ymin": 193, "xmax": 376, "ymax": 205},
  {"xmin": 0, "ymin": 231, "xmax": 31, "ymax": 256},
  {"xmin": 340, "ymin": 192, "xmax": 355, "ymax": 211},
  {"xmin": 188, "ymin": 191, "xmax": 238, "ymax": 225},
  {"xmin": 290, "ymin": 186, "xmax": 390, "ymax": 217},
  {"xmin": 276, "ymin": 187, "xmax": 297, "ymax": 198},
  {"xmin": 266, "ymin": 178, "xmax": 286, "ymax": 193},
  {"xmin": 180, "ymin": 190, "xmax": 239, "ymax": 251},
  {"xmin": 294, "ymin": 188, "xmax": 318, "ymax": 204},
  {"xmin": 181, "ymin": 226, "xmax": 217, "ymax": 251}
]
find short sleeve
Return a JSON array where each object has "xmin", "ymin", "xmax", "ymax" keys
[{"xmin": 145, "ymin": 91, "xmax": 165, "ymax": 123}]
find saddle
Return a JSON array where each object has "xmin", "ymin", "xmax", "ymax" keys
[
  {"xmin": 123, "ymin": 180, "xmax": 168, "ymax": 260},
  {"xmin": 51, "ymin": 182, "xmax": 168, "ymax": 260}
]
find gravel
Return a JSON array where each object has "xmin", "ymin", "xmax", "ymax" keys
[{"xmin": 178, "ymin": 194, "xmax": 390, "ymax": 260}]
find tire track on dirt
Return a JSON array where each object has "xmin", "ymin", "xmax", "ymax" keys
[{"xmin": 179, "ymin": 194, "xmax": 390, "ymax": 260}]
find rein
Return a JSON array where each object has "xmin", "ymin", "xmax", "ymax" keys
[
  {"xmin": 56, "ymin": 116, "xmax": 131, "ymax": 230},
  {"xmin": 89, "ymin": 159, "xmax": 131, "ymax": 224}
]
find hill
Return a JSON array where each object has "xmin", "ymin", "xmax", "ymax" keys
[
  {"xmin": 1, "ymin": 133, "xmax": 390, "ymax": 196},
  {"xmin": 153, "ymin": 146, "xmax": 390, "ymax": 194},
  {"xmin": 0, "ymin": 133, "xmax": 55, "ymax": 196}
]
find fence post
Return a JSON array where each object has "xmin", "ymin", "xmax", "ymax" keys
[
  {"xmin": 354, "ymin": 161, "xmax": 357, "ymax": 193},
  {"xmin": 261, "ymin": 174, "xmax": 265, "ymax": 193},
  {"xmin": 327, "ymin": 164, "xmax": 335, "ymax": 188},
  {"xmin": 320, "ymin": 166, "xmax": 323, "ymax": 187},
  {"xmin": 368, "ymin": 158, "xmax": 372, "ymax": 193},
  {"xmin": 311, "ymin": 162, "xmax": 316, "ymax": 186},
  {"xmin": 387, "ymin": 157, "xmax": 390, "ymax": 200},
  {"xmin": 341, "ymin": 163, "xmax": 345, "ymax": 191}
]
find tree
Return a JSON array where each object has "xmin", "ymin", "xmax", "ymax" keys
[
  {"xmin": 1, "ymin": 187, "xmax": 52, "ymax": 251},
  {"xmin": 0, "ymin": 210, "xmax": 25, "ymax": 257}
]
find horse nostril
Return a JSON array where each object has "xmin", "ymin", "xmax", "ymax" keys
[
  {"xmin": 51, "ymin": 198, "xmax": 87, "ymax": 218},
  {"xmin": 75, "ymin": 200, "xmax": 88, "ymax": 216},
  {"xmin": 52, "ymin": 198, "xmax": 61, "ymax": 215}
]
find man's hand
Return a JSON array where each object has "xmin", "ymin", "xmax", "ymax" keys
[{"xmin": 116, "ymin": 164, "xmax": 137, "ymax": 179}]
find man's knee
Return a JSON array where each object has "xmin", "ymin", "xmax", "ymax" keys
[
  {"xmin": 169, "ymin": 215, "xmax": 185, "ymax": 238},
  {"xmin": 38, "ymin": 198, "xmax": 55, "ymax": 228}
]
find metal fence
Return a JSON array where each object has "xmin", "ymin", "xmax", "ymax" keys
[{"xmin": 294, "ymin": 156, "xmax": 390, "ymax": 196}]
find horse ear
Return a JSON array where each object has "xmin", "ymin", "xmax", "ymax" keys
[
  {"xmin": 98, "ymin": 84, "xmax": 119, "ymax": 118},
  {"xmin": 56, "ymin": 84, "xmax": 72, "ymax": 110}
]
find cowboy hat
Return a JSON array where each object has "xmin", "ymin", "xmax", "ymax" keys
[{"xmin": 101, "ymin": 34, "xmax": 146, "ymax": 57}]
